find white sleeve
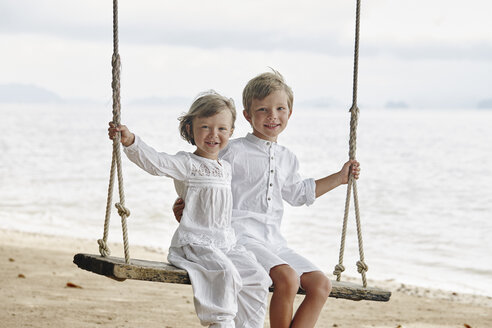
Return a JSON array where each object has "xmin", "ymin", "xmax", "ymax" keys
[
  {"xmin": 281, "ymin": 155, "xmax": 316, "ymax": 207},
  {"xmin": 123, "ymin": 135, "xmax": 189, "ymax": 181}
]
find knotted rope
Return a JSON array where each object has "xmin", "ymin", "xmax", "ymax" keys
[
  {"xmin": 333, "ymin": 0, "xmax": 369, "ymax": 287},
  {"xmin": 98, "ymin": 0, "xmax": 131, "ymax": 264}
]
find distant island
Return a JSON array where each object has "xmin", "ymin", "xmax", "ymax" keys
[
  {"xmin": 385, "ymin": 101, "xmax": 409, "ymax": 109},
  {"xmin": 0, "ymin": 84, "xmax": 190, "ymax": 107},
  {"xmin": 0, "ymin": 84, "xmax": 63, "ymax": 103},
  {"xmin": 477, "ymin": 98, "xmax": 492, "ymax": 109},
  {"xmin": 0, "ymin": 83, "xmax": 100, "ymax": 105},
  {"xmin": 296, "ymin": 97, "xmax": 341, "ymax": 108}
]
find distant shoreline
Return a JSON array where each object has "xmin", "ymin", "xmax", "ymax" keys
[{"xmin": 1, "ymin": 84, "xmax": 492, "ymax": 110}]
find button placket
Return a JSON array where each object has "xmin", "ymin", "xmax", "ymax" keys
[{"xmin": 267, "ymin": 143, "xmax": 275, "ymax": 206}]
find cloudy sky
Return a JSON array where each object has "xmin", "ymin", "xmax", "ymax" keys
[{"xmin": 1, "ymin": 0, "xmax": 491, "ymax": 108}]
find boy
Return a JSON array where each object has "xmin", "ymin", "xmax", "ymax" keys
[{"xmin": 175, "ymin": 71, "xmax": 360, "ymax": 328}]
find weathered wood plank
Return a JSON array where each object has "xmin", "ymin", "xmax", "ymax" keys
[{"xmin": 73, "ymin": 253, "xmax": 391, "ymax": 302}]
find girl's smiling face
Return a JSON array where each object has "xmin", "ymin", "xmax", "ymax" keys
[
  {"xmin": 243, "ymin": 90, "xmax": 292, "ymax": 142},
  {"xmin": 188, "ymin": 109, "xmax": 234, "ymax": 160}
]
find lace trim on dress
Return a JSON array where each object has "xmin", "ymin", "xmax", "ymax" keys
[
  {"xmin": 176, "ymin": 230, "xmax": 236, "ymax": 249},
  {"xmin": 191, "ymin": 162, "xmax": 224, "ymax": 178}
]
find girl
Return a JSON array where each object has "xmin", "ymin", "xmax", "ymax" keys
[{"xmin": 108, "ymin": 91, "xmax": 271, "ymax": 328}]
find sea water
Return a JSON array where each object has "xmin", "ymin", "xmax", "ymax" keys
[{"xmin": 1, "ymin": 103, "xmax": 491, "ymax": 296}]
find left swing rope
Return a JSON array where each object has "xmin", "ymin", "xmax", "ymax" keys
[{"xmin": 98, "ymin": 0, "xmax": 131, "ymax": 264}]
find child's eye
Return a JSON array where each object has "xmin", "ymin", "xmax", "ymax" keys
[
  {"xmin": 201, "ymin": 125, "xmax": 209, "ymax": 129},
  {"xmin": 219, "ymin": 127, "xmax": 227, "ymax": 131},
  {"xmin": 277, "ymin": 107, "xmax": 285, "ymax": 111},
  {"xmin": 257, "ymin": 108, "xmax": 266, "ymax": 112}
]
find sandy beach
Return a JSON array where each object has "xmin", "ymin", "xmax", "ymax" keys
[{"xmin": 1, "ymin": 229, "xmax": 491, "ymax": 328}]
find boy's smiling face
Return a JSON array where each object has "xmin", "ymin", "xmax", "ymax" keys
[{"xmin": 243, "ymin": 90, "xmax": 292, "ymax": 142}]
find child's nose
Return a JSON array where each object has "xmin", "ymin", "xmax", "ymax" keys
[{"xmin": 267, "ymin": 110, "xmax": 278, "ymax": 119}]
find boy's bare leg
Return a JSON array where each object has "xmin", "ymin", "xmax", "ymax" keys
[
  {"xmin": 290, "ymin": 271, "xmax": 332, "ymax": 328},
  {"xmin": 269, "ymin": 264, "xmax": 299, "ymax": 328}
]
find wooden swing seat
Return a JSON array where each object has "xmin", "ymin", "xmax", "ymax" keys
[{"xmin": 73, "ymin": 253, "xmax": 391, "ymax": 302}]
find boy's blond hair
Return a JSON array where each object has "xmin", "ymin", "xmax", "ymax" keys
[
  {"xmin": 178, "ymin": 90, "xmax": 236, "ymax": 145},
  {"xmin": 242, "ymin": 70, "xmax": 294, "ymax": 115}
]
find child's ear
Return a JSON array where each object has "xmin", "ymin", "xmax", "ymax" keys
[
  {"xmin": 243, "ymin": 110, "xmax": 252, "ymax": 124},
  {"xmin": 186, "ymin": 124, "xmax": 192, "ymax": 136}
]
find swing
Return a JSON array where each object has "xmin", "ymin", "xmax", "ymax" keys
[{"xmin": 73, "ymin": 0, "xmax": 391, "ymax": 302}]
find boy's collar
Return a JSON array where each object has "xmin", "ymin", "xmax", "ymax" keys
[{"xmin": 245, "ymin": 133, "xmax": 276, "ymax": 148}]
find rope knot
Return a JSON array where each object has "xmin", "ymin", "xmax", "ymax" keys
[
  {"xmin": 333, "ymin": 264, "xmax": 345, "ymax": 276},
  {"xmin": 115, "ymin": 203, "xmax": 130, "ymax": 217},
  {"xmin": 349, "ymin": 104, "xmax": 360, "ymax": 115},
  {"xmin": 356, "ymin": 260, "xmax": 368, "ymax": 274},
  {"xmin": 97, "ymin": 239, "xmax": 111, "ymax": 257}
]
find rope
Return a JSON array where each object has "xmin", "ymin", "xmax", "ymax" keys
[
  {"xmin": 333, "ymin": 0, "xmax": 368, "ymax": 287},
  {"xmin": 98, "ymin": 0, "xmax": 131, "ymax": 264}
]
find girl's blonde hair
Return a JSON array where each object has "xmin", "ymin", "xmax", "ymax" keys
[
  {"xmin": 242, "ymin": 69, "xmax": 294, "ymax": 115},
  {"xmin": 178, "ymin": 90, "xmax": 236, "ymax": 145}
]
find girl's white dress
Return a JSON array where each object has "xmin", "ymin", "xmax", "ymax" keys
[{"xmin": 124, "ymin": 136, "xmax": 271, "ymax": 328}]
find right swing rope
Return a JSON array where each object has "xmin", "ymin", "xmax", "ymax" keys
[{"xmin": 333, "ymin": 0, "xmax": 369, "ymax": 288}]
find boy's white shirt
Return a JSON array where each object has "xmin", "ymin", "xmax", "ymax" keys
[{"xmin": 220, "ymin": 133, "xmax": 316, "ymax": 247}]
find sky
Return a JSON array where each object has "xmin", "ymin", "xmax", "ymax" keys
[{"xmin": 1, "ymin": 0, "xmax": 491, "ymax": 109}]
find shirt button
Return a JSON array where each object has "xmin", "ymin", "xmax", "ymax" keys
[
  {"xmin": 266, "ymin": 142, "xmax": 270, "ymax": 145},
  {"xmin": 270, "ymin": 170, "xmax": 274, "ymax": 173},
  {"xmin": 270, "ymin": 183, "xmax": 273, "ymax": 187},
  {"xmin": 267, "ymin": 197, "xmax": 271, "ymax": 201},
  {"xmin": 270, "ymin": 156, "xmax": 274, "ymax": 160}
]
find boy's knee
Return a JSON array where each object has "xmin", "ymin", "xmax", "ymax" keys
[
  {"xmin": 318, "ymin": 275, "xmax": 332, "ymax": 300},
  {"xmin": 270, "ymin": 264, "xmax": 299, "ymax": 295},
  {"xmin": 303, "ymin": 273, "xmax": 332, "ymax": 301}
]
